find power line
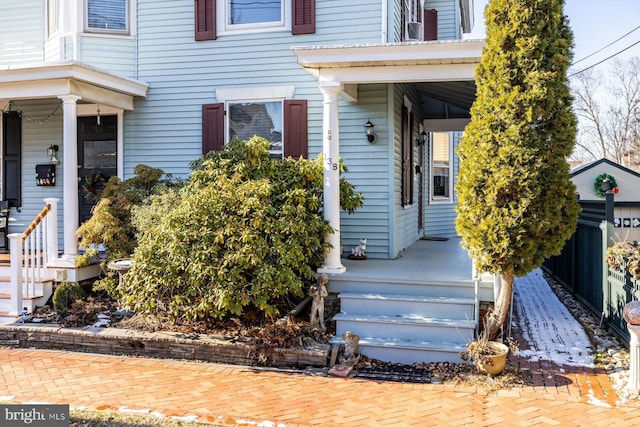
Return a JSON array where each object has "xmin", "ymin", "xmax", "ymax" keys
[
  {"xmin": 569, "ymin": 39, "xmax": 640, "ymax": 77},
  {"xmin": 572, "ymin": 24, "xmax": 640, "ymax": 65}
]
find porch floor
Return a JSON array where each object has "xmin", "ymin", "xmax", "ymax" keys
[{"xmin": 339, "ymin": 237, "xmax": 474, "ymax": 283}]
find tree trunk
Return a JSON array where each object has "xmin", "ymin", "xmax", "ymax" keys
[{"xmin": 486, "ymin": 271, "xmax": 514, "ymax": 341}]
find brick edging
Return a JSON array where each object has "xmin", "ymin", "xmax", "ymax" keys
[{"xmin": 0, "ymin": 324, "xmax": 330, "ymax": 368}]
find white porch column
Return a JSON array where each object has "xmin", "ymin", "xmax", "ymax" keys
[
  {"xmin": 58, "ymin": 95, "xmax": 81, "ymax": 260},
  {"xmin": 317, "ymin": 82, "xmax": 346, "ymax": 275}
]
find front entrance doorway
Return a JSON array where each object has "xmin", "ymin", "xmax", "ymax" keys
[{"xmin": 77, "ymin": 115, "xmax": 117, "ymax": 223}]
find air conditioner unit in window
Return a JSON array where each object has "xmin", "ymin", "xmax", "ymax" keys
[{"xmin": 406, "ymin": 21, "xmax": 423, "ymax": 41}]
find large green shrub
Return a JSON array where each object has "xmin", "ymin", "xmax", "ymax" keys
[
  {"xmin": 124, "ymin": 137, "xmax": 363, "ymax": 321},
  {"xmin": 455, "ymin": 0, "xmax": 580, "ymax": 338},
  {"xmin": 76, "ymin": 165, "xmax": 175, "ymax": 297}
]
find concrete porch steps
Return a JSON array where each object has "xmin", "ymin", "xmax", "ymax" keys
[
  {"xmin": 329, "ymin": 335, "xmax": 468, "ymax": 365},
  {"xmin": 329, "ymin": 255, "xmax": 480, "ymax": 364},
  {"xmin": 338, "ymin": 292, "xmax": 475, "ymax": 320}
]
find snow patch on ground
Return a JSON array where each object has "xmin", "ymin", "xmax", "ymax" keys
[{"xmin": 514, "ymin": 269, "xmax": 595, "ymax": 367}]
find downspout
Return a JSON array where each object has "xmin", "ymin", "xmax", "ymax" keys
[{"xmin": 381, "ymin": 0, "xmax": 388, "ymax": 43}]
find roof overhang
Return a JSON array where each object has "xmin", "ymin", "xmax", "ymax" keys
[
  {"xmin": 292, "ymin": 39, "xmax": 484, "ymax": 85},
  {"xmin": 0, "ymin": 62, "xmax": 148, "ymax": 110}
]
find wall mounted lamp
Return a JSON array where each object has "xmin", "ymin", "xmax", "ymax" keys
[
  {"xmin": 364, "ymin": 119, "xmax": 376, "ymax": 143},
  {"xmin": 47, "ymin": 144, "xmax": 60, "ymax": 165},
  {"xmin": 418, "ymin": 130, "xmax": 428, "ymax": 145}
]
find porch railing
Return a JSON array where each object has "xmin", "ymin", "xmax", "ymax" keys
[{"xmin": 7, "ymin": 198, "xmax": 59, "ymax": 316}]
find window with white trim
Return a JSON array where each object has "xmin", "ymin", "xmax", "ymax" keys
[
  {"xmin": 86, "ymin": 0, "xmax": 128, "ymax": 33},
  {"xmin": 430, "ymin": 132, "xmax": 453, "ymax": 202},
  {"xmin": 228, "ymin": 100, "xmax": 284, "ymax": 157},
  {"xmin": 218, "ymin": 0, "xmax": 290, "ymax": 34},
  {"xmin": 47, "ymin": 0, "xmax": 60, "ymax": 38}
]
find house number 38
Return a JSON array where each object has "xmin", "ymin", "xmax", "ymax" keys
[{"xmin": 326, "ymin": 157, "xmax": 338, "ymax": 171}]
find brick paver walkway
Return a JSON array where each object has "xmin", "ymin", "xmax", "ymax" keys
[{"xmin": 1, "ymin": 347, "xmax": 640, "ymax": 426}]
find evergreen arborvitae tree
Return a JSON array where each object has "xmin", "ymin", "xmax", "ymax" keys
[{"xmin": 456, "ymin": 0, "xmax": 580, "ymax": 339}]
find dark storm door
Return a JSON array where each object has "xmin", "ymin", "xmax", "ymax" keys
[{"xmin": 77, "ymin": 116, "xmax": 117, "ymax": 223}]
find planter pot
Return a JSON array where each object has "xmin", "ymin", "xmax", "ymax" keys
[{"xmin": 474, "ymin": 341, "xmax": 509, "ymax": 376}]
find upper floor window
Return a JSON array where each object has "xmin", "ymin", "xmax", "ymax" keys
[
  {"xmin": 47, "ymin": 0, "xmax": 60, "ymax": 38},
  {"xmin": 219, "ymin": 0, "xmax": 289, "ymax": 34},
  {"xmin": 195, "ymin": 0, "xmax": 314, "ymax": 41},
  {"xmin": 229, "ymin": 0, "xmax": 282, "ymax": 25},
  {"xmin": 87, "ymin": 0, "xmax": 128, "ymax": 33}
]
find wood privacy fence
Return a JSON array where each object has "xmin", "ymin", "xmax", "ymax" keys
[{"xmin": 542, "ymin": 195, "xmax": 639, "ymax": 345}]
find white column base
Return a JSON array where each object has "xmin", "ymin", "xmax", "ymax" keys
[{"xmin": 317, "ymin": 264, "xmax": 346, "ymax": 275}]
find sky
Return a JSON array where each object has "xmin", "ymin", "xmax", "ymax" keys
[{"xmin": 465, "ymin": 0, "xmax": 640, "ymax": 74}]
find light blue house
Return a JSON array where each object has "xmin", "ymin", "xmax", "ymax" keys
[{"xmin": 1, "ymin": 1, "xmax": 487, "ymax": 363}]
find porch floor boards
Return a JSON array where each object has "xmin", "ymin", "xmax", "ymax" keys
[{"xmin": 339, "ymin": 237, "xmax": 473, "ymax": 284}]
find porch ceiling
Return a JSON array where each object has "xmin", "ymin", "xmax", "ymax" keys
[
  {"xmin": 292, "ymin": 40, "xmax": 482, "ymax": 121},
  {"xmin": 0, "ymin": 62, "xmax": 148, "ymax": 111}
]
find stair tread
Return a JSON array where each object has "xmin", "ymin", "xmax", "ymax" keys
[
  {"xmin": 334, "ymin": 312, "xmax": 475, "ymax": 327},
  {"xmin": 329, "ymin": 335, "xmax": 467, "ymax": 352},
  {"xmin": 0, "ymin": 293, "xmax": 45, "ymax": 300},
  {"xmin": 338, "ymin": 292, "xmax": 475, "ymax": 304}
]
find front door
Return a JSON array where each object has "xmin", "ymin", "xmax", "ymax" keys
[{"xmin": 77, "ymin": 116, "xmax": 117, "ymax": 223}]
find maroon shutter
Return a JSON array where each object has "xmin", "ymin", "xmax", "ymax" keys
[
  {"xmin": 202, "ymin": 103, "xmax": 224, "ymax": 154},
  {"xmin": 283, "ymin": 100, "xmax": 308, "ymax": 158},
  {"xmin": 292, "ymin": 0, "xmax": 315, "ymax": 35},
  {"xmin": 424, "ymin": 9, "xmax": 437, "ymax": 41},
  {"xmin": 195, "ymin": 0, "xmax": 216, "ymax": 41},
  {"xmin": 2, "ymin": 111, "xmax": 21, "ymax": 208}
]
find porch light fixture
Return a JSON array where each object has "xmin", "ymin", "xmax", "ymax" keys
[
  {"xmin": 47, "ymin": 144, "xmax": 60, "ymax": 165},
  {"xmin": 364, "ymin": 120, "xmax": 376, "ymax": 143},
  {"xmin": 418, "ymin": 130, "xmax": 428, "ymax": 145}
]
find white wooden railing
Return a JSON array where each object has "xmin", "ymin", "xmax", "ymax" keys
[{"xmin": 7, "ymin": 198, "xmax": 59, "ymax": 316}]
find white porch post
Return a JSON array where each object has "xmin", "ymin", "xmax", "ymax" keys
[
  {"xmin": 317, "ymin": 82, "xmax": 346, "ymax": 275},
  {"xmin": 58, "ymin": 95, "xmax": 81, "ymax": 260},
  {"xmin": 43, "ymin": 198, "xmax": 59, "ymax": 264}
]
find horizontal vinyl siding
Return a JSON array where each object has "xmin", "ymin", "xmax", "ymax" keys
[
  {"xmin": 77, "ymin": 36, "xmax": 137, "ymax": 78},
  {"xmin": 392, "ymin": 84, "xmax": 423, "ymax": 257},
  {"xmin": 0, "ymin": 1, "xmax": 44, "ymax": 65},
  {"xmin": 7, "ymin": 100, "xmax": 64, "ymax": 240},
  {"xmin": 425, "ymin": 131, "xmax": 460, "ymax": 237},
  {"xmin": 125, "ymin": 0, "xmax": 383, "ymax": 178},
  {"xmin": 339, "ymin": 84, "xmax": 390, "ymax": 259},
  {"xmin": 425, "ymin": 0, "xmax": 457, "ymax": 40}
]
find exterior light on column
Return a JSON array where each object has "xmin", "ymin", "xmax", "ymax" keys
[
  {"xmin": 47, "ymin": 144, "xmax": 60, "ymax": 165},
  {"xmin": 364, "ymin": 119, "xmax": 375, "ymax": 143}
]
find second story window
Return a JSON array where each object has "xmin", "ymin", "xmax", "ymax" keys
[
  {"xmin": 87, "ymin": 0, "xmax": 128, "ymax": 33},
  {"xmin": 47, "ymin": 0, "xmax": 60, "ymax": 38},
  {"xmin": 220, "ymin": 0, "xmax": 289, "ymax": 34},
  {"xmin": 229, "ymin": 0, "xmax": 282, "ymax": 25}
]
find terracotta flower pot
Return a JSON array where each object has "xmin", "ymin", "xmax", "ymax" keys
[{"xmin": 474, "ymin": 341, "xmax": 509, "ymax": 377}]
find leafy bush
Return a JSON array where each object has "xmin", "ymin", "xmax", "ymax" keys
[
  {"xmin": 76, "ymin": 165, "xmax": 176, "ymax": 297},
  {"xmin": 53, "ymin": 282, "xmax": 85, "ymax": 315},
  {"xmin": 124, "ymin": 137, "xmax": 363, "ymax": 321}
]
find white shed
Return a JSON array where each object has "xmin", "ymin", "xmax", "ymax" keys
[{"xmin": 571, "ymin": 158, "xmax": 640, "ymax": 241}]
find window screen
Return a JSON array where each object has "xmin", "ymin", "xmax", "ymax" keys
[{"xmin": 87, "ymin": 0, "xmax": 127, "ymax": 32}]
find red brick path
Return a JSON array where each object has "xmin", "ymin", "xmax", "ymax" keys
[{"xmin": 1, "ymin": 348, "xmax": 640, "ymax": 426}]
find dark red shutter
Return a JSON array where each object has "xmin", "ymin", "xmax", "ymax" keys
[
  {"xmin": 283, "ymin": 100, "xmax": 308, "ymax": 158},
  {"xmin": 292, "ymin": 0, "xmax": 315, "ymax": 35},
  {"xmin": 195, "ymin": 0, "xmax": 216, "ymax": 41},
  {"xmin": 424, "ymin": 9, "xmax": 437, "ymax": 41},
  {"xmin": 202, "ymin": 103, "xmax": 224, "ymax": 154},
  {"xmin": 2, "ymin": 112, "xmax": 22, "ymax": 208}
]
